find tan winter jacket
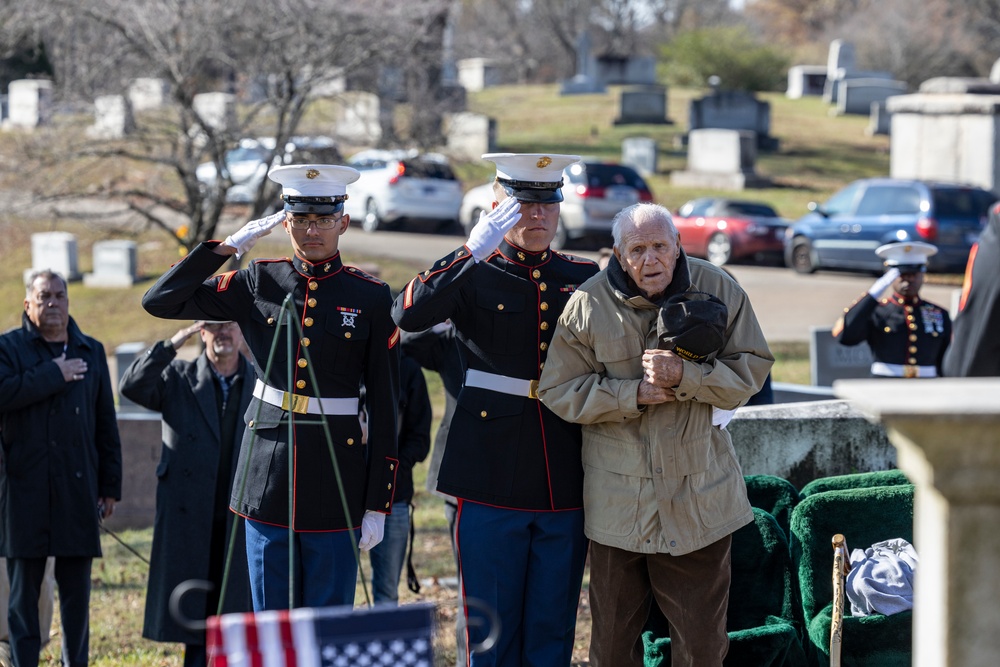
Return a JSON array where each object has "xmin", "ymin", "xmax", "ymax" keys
[{"xmin": 537, "ymin": 253, "xmax": 773, "ymax": 555}]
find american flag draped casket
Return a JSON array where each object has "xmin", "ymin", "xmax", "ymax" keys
[{"xmin": 206, "ymin": 602, "xmax": 436, "ymax": 667}]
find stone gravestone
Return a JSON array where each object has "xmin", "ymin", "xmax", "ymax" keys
[
  {"xmin": 866, "ymin": 101, "xmax": 891, "ymax": 136},
  {"xmin": 333, "ymin": 91, "xmax": 383, "ymax": 146},
  {"xmin": 115, "ymin": 342, "xmax": 151, "ymax": 413},
  {"xmin": 457, "ymin": 58, "xmax": 504, "ymax": 92},
  {"xmin": 786, "ymin": 65, "xmax": 827, "ymax": 99},
  {"xmin": 26, "ymin": 232, "xmax": 81, "ymax": 284},
  {"xmin": 827, "ymin": 39, "xmax": 856, "ymax": 79},
  {"xmin": 621, "ymin": 137, "xmax": 657, "ymax": 176},
  {"xmin": 559, "ymin": 32, "xmax": 606, "ymax": 95},
  {"xmin": 87, "ymin": 95, "xmax": 135, "ymax": 139},
  {"xmin": 810, "ymin": 325, "xmax": 873, "ymax": 386},
  {"xmin": 992, "ymin": 58, "xmax": 1000, "ymax": 84},
  {"xmin": 687, "ymin": 91, "xmax": 776, "ymax": 150},
  {"xmin": 888, "ymin": 77, "xmax": 1000, "ymax": 194},
  {"xmin": 445, "ymin": 112, "xmax": 496, "ymax": 161},
  {"xmin": 595, "ymin": 55, "xmax": 656, "ymax": 86},
  {"xmin": 128, "ymin": 78, "xmax": 168, "ymax": 112},
  {"xmin": 6, "ymin": 79, "xmax": 53, "ymax": 129},
  {"xmin": 614, "ymin": 85, "xmax": 670, "ymax": 125},
  {"xmin": 836, "ymin": 78, "xmax": 907, "ymax": 115},
  {"xmin": 670, "ymin": 129, "xmax": 767, "ymax": 191},
  {"xmin": 84, "ymin": 240, "xmax": 138, "ymax": 288},
  {"xmin": 192, "ymin": 92, "xmax": 236, "ymax": 132}
]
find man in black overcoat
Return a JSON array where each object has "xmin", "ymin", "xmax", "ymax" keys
[
  {"xmin": 0, "ymin": 270, "xmax": 122, "ymax": 667},
  {"xmin": 120, "ymin": 320, "xmax": 254, "ymax": 666}
]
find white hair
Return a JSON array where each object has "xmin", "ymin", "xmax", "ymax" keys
[{"xmin": 611, "ymin": 203, "xmax": 678, "ymax": 252}]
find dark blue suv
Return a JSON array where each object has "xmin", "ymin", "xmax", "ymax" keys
[{"xmin": 784, "ymin": 178, "xmax": 997, "ymax": 273}]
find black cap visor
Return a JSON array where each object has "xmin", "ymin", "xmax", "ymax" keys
[
  {"xmin": 889, "ymin": 263, "xmax": 926, "ymax": 274},
  {"xmin": 283, "ymin": 195, "xmax": 347, "ymax": 215},
  {"xmin": 497, "ymin": 178, "xmax": 564, "ymax": 204}
]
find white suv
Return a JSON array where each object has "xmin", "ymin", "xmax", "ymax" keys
[{"xmin": 344, "ymin": 149, "xmax": 464, "ymax": 232}]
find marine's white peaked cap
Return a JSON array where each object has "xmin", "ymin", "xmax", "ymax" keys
[
  {"xmin": 482, "ymin": 153, "xmax": 581, "ymax": 203},
  {"xmin": 268, "ymin": 164, "xmax": 360, "ymax": 198},
  {"xmin": 875, "ymin": 241, "xmax": 938, "ymax": 268}
]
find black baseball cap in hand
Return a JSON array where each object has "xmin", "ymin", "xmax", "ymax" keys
[{"xmin": 656, "ymin": 291, "xmax": 729, "ymax": 362}]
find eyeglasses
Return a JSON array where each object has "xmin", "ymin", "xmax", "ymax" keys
[{"xmin": 287, "ymin": 215, "xmax": 343, "ymax": 230}]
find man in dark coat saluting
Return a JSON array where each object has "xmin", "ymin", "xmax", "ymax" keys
[
  {"xmin": 120, "ymin": 320, "xmax": 254, "ymax": 667},
  {"xmin": 0, "ymin": 269, "xmax": 122, "ymax": 667}
]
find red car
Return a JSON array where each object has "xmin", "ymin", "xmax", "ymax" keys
[{"xmin": 673, "ymin": 198, "xmax": 790, "ymax": 266}]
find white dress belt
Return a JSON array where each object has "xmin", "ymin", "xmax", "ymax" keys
[
  {"xmin": 870, "ymin": 362, "xmax": 937, "ymax": 378},
  {"xmin": 465, "ymin": 369, "xmax": 539, "ymax": 399},
  {"xmin": 253, "ymin": 379, "xmax": 359, "ymax": 415}
]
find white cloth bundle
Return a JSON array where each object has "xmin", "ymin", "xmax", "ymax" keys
[{"xmin": 846, "ymin": 538, "xmax": 918, "ymax": 617}]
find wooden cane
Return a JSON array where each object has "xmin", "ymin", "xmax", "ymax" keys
[{"xmin": 830, "ymin": 534, "xmax": 851, "ymax": 667}]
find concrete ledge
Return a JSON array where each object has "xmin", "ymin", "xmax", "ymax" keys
[{"xmin": 729, "ymin": 399, "xmax": 896, "ymax": 491}]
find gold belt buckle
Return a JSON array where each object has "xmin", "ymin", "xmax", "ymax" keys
[
  {"xmin": 528, "ymin": 379, "xmax": 539, "ymax": 399},
  {"xmin": 903, "ymin": 365, "xmax": 918, "ymax": 379},
  {"xmin": 280, "ymin": 391, "xmax": 311, "ymax": 414}
]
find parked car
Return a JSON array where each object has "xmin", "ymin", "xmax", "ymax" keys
[
  {"xmin": 458, "ymin": 160, "xmax": 654, "ymax": 248},
  {"xmin": 673, "ymin": 197, "xmax": 789, "ymax": 266},
  {"xmin": 195, "ymin": 136, "xmax": 342, "ymax": 204},
  {"xmin": 343, "ymin": 149, "xmax": 464, "ymax": 232},
  {"xmin": 785, "ymin": 178, "xmax": 997, "ymax": 274}
]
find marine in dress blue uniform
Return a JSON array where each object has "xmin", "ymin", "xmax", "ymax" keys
[
  {"xmin": 142, "ymin": 165, "xmax": 399, "ymax": 611},
  {"xmin": 393, "ymin": 154, "xmax": 598, "ymax": 666},
  {"xmin": 834, "ymin": 241, "xmax": 951, "ymax": 378}
]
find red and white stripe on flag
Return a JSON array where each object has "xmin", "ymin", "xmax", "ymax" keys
[{"xmin": 206, "ymin": 602, "xmax": 435, "ymax": 667}]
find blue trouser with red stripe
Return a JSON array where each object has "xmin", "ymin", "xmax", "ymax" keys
[{"xmin": 455, "ymin": 500, "xmax": 587, "ymax": 667}]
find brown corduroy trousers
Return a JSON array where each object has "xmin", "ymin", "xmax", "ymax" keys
[{"xmin": 588, "ymin": 535, "xmax": 732, "ymax": 667}]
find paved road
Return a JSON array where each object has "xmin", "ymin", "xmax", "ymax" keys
[{"xmin": 338, "ymin": 227, "xmax": 960, "ymax": 344}]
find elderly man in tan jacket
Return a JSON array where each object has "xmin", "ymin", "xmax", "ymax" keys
[{"xmin": 538, "ymin": 202, "xmax": 773, "ymax": 667}]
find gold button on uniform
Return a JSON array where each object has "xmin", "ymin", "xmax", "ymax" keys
[
  {"xmin": 308, "ymin": 281, "xmax": 318, "ymax": 291},
  {"xmin": 345, "ymin": 332, "xmax": 352, "ymax": 339},
  {"xmin": 480, "ymin": 411, "xmax": 488, "ymax": 418},
  {"xmin": 390, "ymin": 463, "xmax": 395, "ymax": 471},
  {"xmin": 517, "ymin": 252, "xmax": 526, "ymax": 261},
  {"xmin": 908, "ymin": 346, "xmax": 917, "ymax": 353},
  {"xmin": 540, "ymin": 302, "xmax": 549, "ymax": 311},
  {"xmin": 387, "ymin": 483, "xmax": 392, "ymax": 490},
  {"xmin": 347, "ymin": 438, "xmax": 354, "ymax": 445},
  {"xmin": 908, "ymin": 357, "xmax": 917, "ymax": 364},
  {"xmin": 385, "ymin": 502, "xmax": 390, "ymax": 509},
  {"xmin": 884, "ymin": 327, "xmax": 891, "ymax": 333},
  {"xmin": 249, "ymin": 420, "xmax": 255, "ymax": 428},
  {"xmin": 297, "ymin": 358, "xmax": 307, "ymax": 368},
  {"xmin": 539, "ymin": 283, "xmax": 547, "ymax": 291},
  {"xmin": 532, "ymin": 269, "xmax": 541, "ymax": 279},
  {"xmin": 302, "ymin": 337, "xmax": 311, "ymax": 346},
  {"xmin": 267, "ymin": 317, "xmax": 275, "ymax": 325},
  {"xmin": 304, "ymin": 317, "xmax": 314, "ymax": 327},
  {"xmin": 540, "ymin": 322, "xmax": 549, "ymax": 330},
  {"xmin": 497, "ymin": 304, "xmax": 504, "ymax": 311},
  {"xmin": 909, "ymin": 335, "xmax": 917, "ymax": 342},
  {"xmin": 540, "ymin": 342, "xmax": 548, "ymax": 351},
  {"xmin": 307, "ymin": 298, "xmax": 317, "ymax": 307},
  {"xmin": 296, "ymin": 380, "xmax": 306, "ymax": 389}
]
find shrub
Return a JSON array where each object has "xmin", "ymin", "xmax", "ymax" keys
[{"xmin": 660, "ymin": 26, "xmax": 790, "ymax": 92}]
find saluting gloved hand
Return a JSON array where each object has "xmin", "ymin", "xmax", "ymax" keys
[
  {"xmin": 867, "ymin": 267, "xmax": 901, "ymax": 298},
  {"xmin": 358, "ymin": 510, "xmax": 386, "ymax": 552},
  {"xmin": 465, "ymin": 196, "xmax": 522, "ymax": 262},
  {"xmin": 223, "ymin": 211, "xmax": 286, "ymax": 259}
]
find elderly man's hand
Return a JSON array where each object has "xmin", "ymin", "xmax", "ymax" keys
[
  {"xmin": 642, "ymin": 349, "xmax": 683, "ymax": 388},
  {"xmin": 637, "ymin": 380, "xmax": 676, "ymax": 405}
]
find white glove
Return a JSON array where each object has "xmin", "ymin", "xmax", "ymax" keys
[
  {"xmin": 358, "ymin": 510, "xmax": 386, "ymax": 552},
  {"xmin": 223, "ymin": 211, "xmax": 285, "ymax": 259},
  {"xmin": 465, "ymin": 196, "xmax": 522, "ymax": 262},
  {"xmin": 867, "ymin": 267, "xmax": 900, "ymax": 298}
]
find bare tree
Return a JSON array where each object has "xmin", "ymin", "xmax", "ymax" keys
[{"xmin": 3, "ymin": 0, "xmax": 453, "ymax": 252}]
